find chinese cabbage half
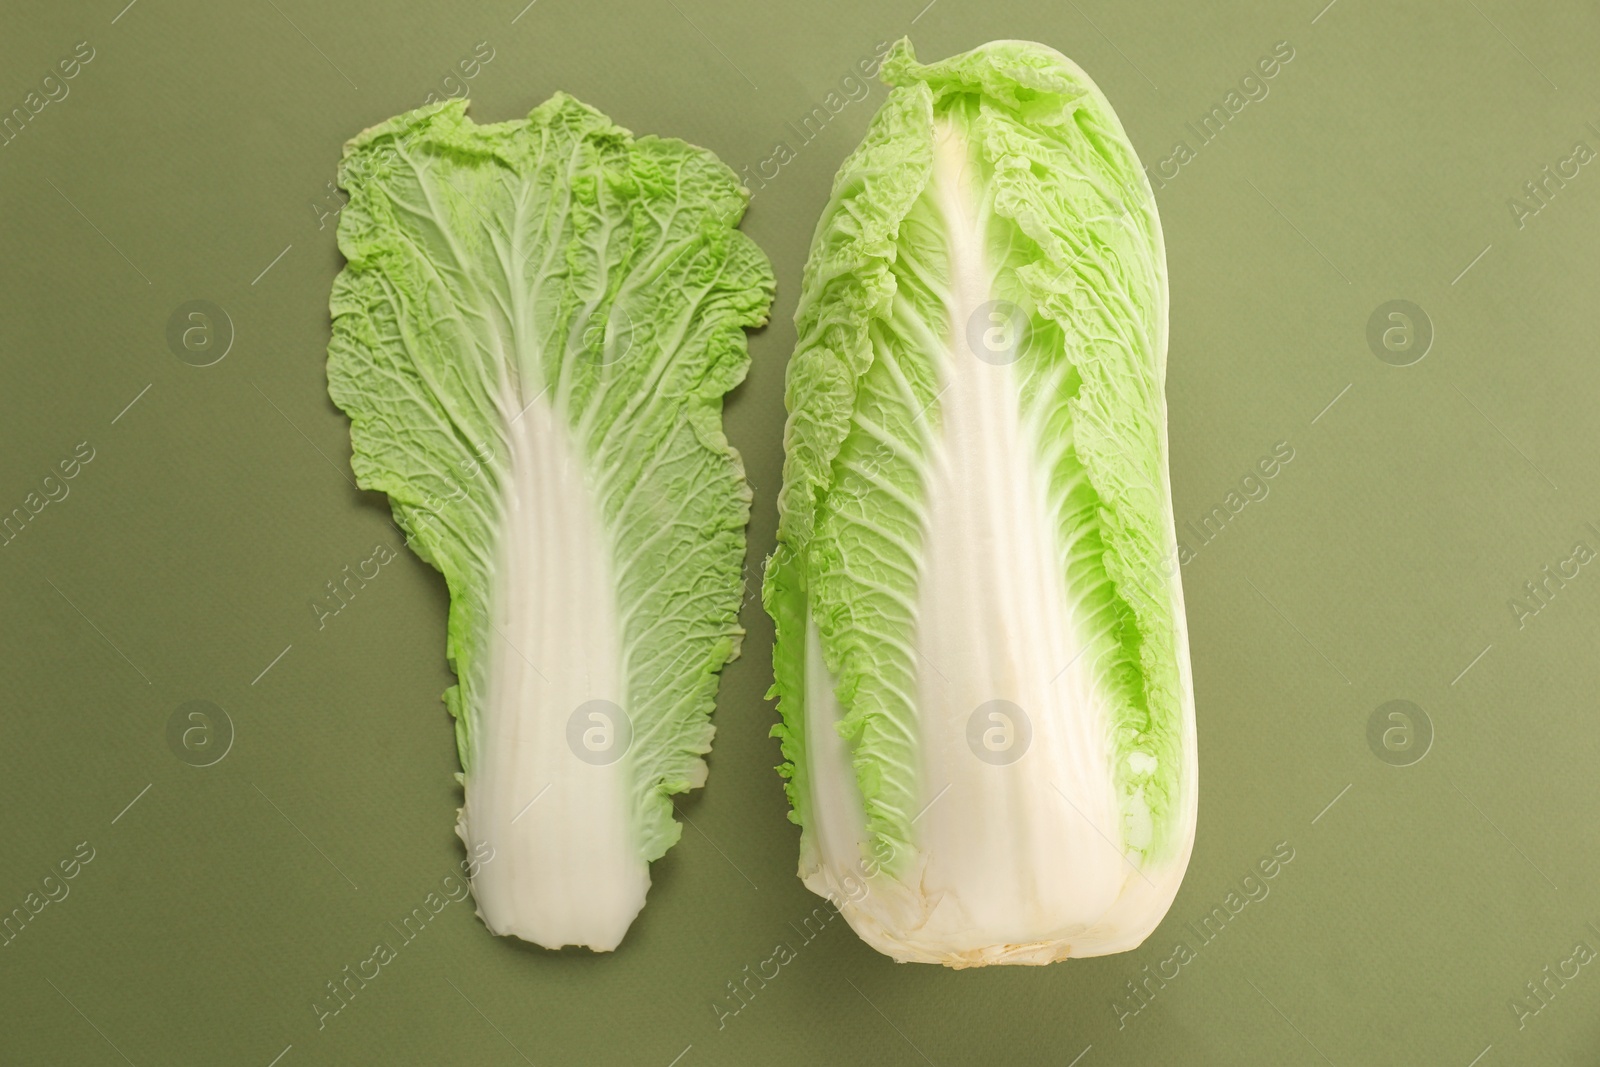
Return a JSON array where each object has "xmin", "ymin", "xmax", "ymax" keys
[
  {"xmin": 328, "ymin": 95, "xmax": 774, "ymax": 951},
  {"xmin": 764, "ymin": 39, "xmax": 1197, "ymax": 966}
]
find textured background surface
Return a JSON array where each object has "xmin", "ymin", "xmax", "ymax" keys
[{"xmin": 2, "ymin": 1, "xmax": 1598, "ymax": 1064}]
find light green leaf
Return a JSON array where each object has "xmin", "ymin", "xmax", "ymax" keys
[{"xmin": 329, "ymin": 94, "xmax": 773, "ymax": 951}]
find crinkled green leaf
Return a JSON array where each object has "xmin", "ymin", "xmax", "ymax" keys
[{"xmin": 329, "ymin": 94, "xmax": 773, "ymax": 950}]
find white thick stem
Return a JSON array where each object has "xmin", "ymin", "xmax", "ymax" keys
[{"xmin": 458, "ymin": 391, "xmax": 648, "ymax": 952}]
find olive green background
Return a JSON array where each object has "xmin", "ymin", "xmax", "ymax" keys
[{"xmin": 3, "ymin": 0, "xmax": 1598, "ymax": 1063}]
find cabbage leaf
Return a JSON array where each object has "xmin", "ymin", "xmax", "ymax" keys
[{"xmin": 329, "ymin": 94, "xmax": 774, "ymax": 951}]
